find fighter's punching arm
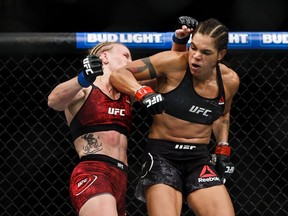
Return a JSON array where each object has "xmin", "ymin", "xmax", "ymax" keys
[
  {"xmin": 110, "ymin": 60, "xmax": 146, "ymax": 95},
  {"xmin": 110, "ymin": 52, "xmax": 179, "ymax": 114}
]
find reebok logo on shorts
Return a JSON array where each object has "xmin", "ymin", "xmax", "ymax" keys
[
  {"xmin": 75, "ymin": 175, "xmax": 98, "ymax": 196},
  {"xmin": 198, "ymin": 165, "xmax": 220, "ymax": 182}
]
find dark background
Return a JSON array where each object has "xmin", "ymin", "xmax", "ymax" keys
[
  {"xmin": 1, "ymin": 1, "xmax": 288, "ymax": 216},
  {"xmin": 1, "ymin": 0, "xmax": 288, "ymax": 32}
]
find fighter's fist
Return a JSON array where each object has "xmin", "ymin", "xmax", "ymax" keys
[
  {"xmin": 213, "ymin": 145, "xmax": 235, "ymax": 182},
  {"xmin": 135, "ymin": 86, "xmax": 166, "ymax": 115},
  {"xmin": 173, "ymin": 16, "xmax": 198, "ymax": 44},
  {"xmin": 78, "ymin": 54, "xmax": 103, "ymax": 87},
  {"xmin": 176, "ymin": 16, "xmax": 198, "ymax": 30}
]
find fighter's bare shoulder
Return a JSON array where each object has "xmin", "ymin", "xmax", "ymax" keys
[
  {"xmin": 151, "ymin": 50, "xmax": 188, "ymax": 70},
  {"xmin": 219, "ymin": 63, "xmax": 240, "ymax": 94}
]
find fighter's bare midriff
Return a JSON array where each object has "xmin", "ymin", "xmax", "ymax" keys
[
  {"xmin": 148, "ymin": 113, "xmax": 212, "ymax": 144},
  {"xmin": 74, "ymin": 130, "xmax": 128, "ymax": 165}
]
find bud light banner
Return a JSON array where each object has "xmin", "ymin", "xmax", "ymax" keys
[{"xmin": 76, "ymin": 32, "xmax": 288, "ymax": 50}]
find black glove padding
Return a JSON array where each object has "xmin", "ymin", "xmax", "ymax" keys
[
  {"xmin": 82, "ymin": 54, "xmax": 103, "ymax": 83},
  {"xmin": 141, "ymin": 92, "xmax": 166, "ymax": 115},
  {"xmin": 176, "ymin": 16, "xmax": 198, "ymax": 30},
  {"xmin": 78, "ymin": 54, "xmax": 103, "ymax": 87},
  {"xmin": 215, "ymin": 154, "xmax": 235, "ymax": 180}
]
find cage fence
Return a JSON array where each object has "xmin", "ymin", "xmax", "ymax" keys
[{"xmin": 0, "ymin": 33, "xmax": 287, "ymax": 216}]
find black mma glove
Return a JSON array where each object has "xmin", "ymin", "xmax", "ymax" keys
[
  {"xmin": 214, "ymin": 144, "xmax": 235, "ymax": 182},
  {"xmin": 176, "ymin": 16, "xmax": 198, "ymax": 30},
  {"xmin": 173, "ymin": 16, "xmax": 198, "ymax": 44},
  {"xmin": 135, "ymin": 86, "xmax": 166, "ymax": 115},
  {"xmin": 78, "ymin": 54, "xmax": 103, "ymax": 87}
]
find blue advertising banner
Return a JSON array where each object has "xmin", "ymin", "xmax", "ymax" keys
[{"xmin": 76, "ymin": 32, "xmax": 288, "ymax": 50}]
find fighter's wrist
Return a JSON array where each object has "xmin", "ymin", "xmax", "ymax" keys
[
  {"xmin": 215, "ymin": 145, "xmax": 231, "ymax": 156},
  {"xmin": 218, "ymin": 141, "xmax": 229, "ymax": 146},
  {"xmin": 172, "ymin": 33, "xmax": 190, "ymax": 44},
  {"xmin": 135, "ymin": 86, "xmax": 154, "ymax": 101},
  {"xmin": 77, "ymin": 71, "xmax": 91, "ymax": 88}
]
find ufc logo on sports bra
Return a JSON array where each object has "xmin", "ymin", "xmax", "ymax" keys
[
  {"xmin": 189, "ymin": 105, "xmax": 212, "ymax": 116},
  {"xmin": 108, "ymin": 108, "xmax": 125, "ymax": 116}
]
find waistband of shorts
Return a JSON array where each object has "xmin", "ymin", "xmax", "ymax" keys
[
  {"xmin": 147, "ymin": 138, "xmax": 208, "ymax": 149},
  {"xmin": 80, "ymin": 154, "xmax": 128, "ymax": 172},
  {"xmin": 146, "ymin": 138, "xmax": 209, "ymax": 159}
]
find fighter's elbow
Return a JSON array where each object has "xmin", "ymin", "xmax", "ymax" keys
[{"xmin": 47, "ymin": 95, "xmax": 64, "ymax": 111}]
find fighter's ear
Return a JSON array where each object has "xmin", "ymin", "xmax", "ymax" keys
[
  {"xmin": 218, "ymin": 49, "xmax": 226, "ymax": 61},
  {"xmin": 99, "ymin": 52, "xmax": 109, "ymax": 64}
]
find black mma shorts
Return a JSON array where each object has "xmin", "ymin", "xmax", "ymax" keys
[{"xmin": 135, "ymin": 139, "xmax": 223, "ymax": 202}]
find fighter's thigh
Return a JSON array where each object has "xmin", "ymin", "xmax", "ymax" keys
[
  {"xmin": 145, "ymin": 184, "xmax": 183, "ymax": 216},
  {"xmin": 79, "ymin": 194, "xmax": 118, "ymax": 216},
  {"xmin": 186, "ymin": 185, "xmax": 235, "ymax": 216}
]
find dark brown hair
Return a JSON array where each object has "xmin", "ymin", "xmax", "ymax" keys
[{"xmin": 193, "ymin": 18, "xmax": 229, "ymax": 52}]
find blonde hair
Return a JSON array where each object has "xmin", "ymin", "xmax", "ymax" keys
[{"xmin": 89, "ymin": 42, "xmax": 127, "ymax": 56}]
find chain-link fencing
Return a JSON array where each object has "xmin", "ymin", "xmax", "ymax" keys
[{"xmin": 0, "ymin": 34, "xmax": 287, "ymax": 216}]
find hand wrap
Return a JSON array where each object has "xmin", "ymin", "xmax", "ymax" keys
[
  {"xmin": 135, "ymin": 86, "xmax": 166, "ymax": 115},
  {"xmin": 78, "ymin": 54, "xmax": 103, "ymax": 87}
]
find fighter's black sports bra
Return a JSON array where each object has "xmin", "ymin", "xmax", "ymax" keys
[{"xmin": 163, "ymin": 65, "xmax": 225, "ymax": 125}]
